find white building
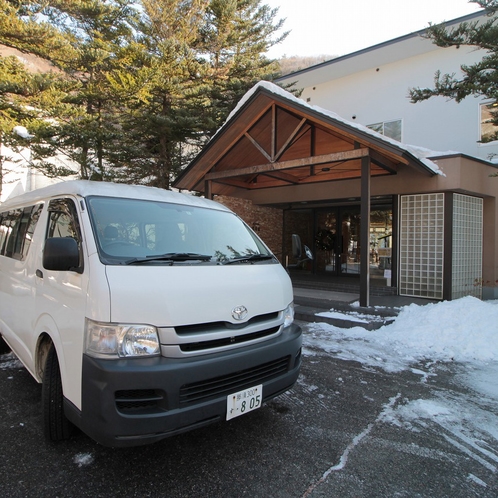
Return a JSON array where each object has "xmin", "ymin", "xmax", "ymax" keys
[
  {"xmin": 275, "ymin": 11, "xmax": 498, "ymax": 162},
  {"xmin": 0, "ymin": 45, "xmax": 77, "ymax": 204}
]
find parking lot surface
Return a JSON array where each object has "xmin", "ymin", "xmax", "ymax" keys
[{"xmin": 1, "ymin": 322, "xmax": 497, "ymax": 497}]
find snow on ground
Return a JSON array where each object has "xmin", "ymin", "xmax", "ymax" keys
[
  {"xmin": 305, "ymin": 296, "xmax": 498, "ymax": 372},
  {"xmin": 303, "ymin": 296, "xmax": 498, "ymax": 476}
]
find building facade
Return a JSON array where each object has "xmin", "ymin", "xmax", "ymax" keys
[
  {"xmin": 174, "ymin": 82, "xmax": 498, "ymax": 304},
  {"xmin": 276, "ymin": 11, "xmax": 498, "ymax": 163}
]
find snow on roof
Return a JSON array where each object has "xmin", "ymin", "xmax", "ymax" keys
[{"xmin": 221, "ymin": 81, "xmax": 445, "ymax": 175}]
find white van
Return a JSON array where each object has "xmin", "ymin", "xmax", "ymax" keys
[{"xmin": 0, "ymin": 180, "xmax": 301, "ymax": 447}]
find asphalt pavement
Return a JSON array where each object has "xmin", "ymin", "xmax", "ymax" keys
[{"xmin": 1, "ymin": 323, "xmax": 496, "ymax": 497}]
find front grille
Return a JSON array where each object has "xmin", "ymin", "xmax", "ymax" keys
[
  {"xmin": 180, "ymin": 326, "xmax": 280, "ymax": 352},
  {"xmin": 115, "ymin": 389, "xmax": 165, "ymax": 414},
  {"xmin": 179, "ymin": 356, "xmax": 290, "ymax": 406},
  {"xmin": 175, "ymin": 312, "xmax": 279, "ymax": 335}
]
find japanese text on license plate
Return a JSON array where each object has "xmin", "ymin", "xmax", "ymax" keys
[{"xmin": 226, "ymin": 384, "xmax": 262, "ymax": 421}]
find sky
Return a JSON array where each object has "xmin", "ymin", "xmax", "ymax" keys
[{"xmin": 265, "ymin": 0, "xmax": 482, "ymax": 58}]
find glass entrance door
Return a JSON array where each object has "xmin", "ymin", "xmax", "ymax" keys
[
  {"xmin": 315, "ymin": 211, "xmax": 337, "ymax": 273},
  {"xmin": 340, "ymin": 208, "xmax": 361, "ymax": 274},
  {"xmin": 285, "ymin": 204, "xmax": 393, "ymax": 280},
  {"xmin": 314, "ymin": 206, "xmax": 392, "ymax": 277}
]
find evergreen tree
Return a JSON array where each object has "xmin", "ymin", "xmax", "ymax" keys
[
  {"xmin": 200, "ymin": 0, "xmax": 286, "ymax": 135},
  {"xmin": 30, "ymin": 0, "xmax": 142, "ymax": 181},
  {"xmin": 112, "ymin": 0, "xmax": 211, "ymax": 189},
  {"xmin": 409, "ymin": 1, "xmax": 498, "ymax": 143},
  {"xmin": 1, "ymin": 0, "xmax": 287, "ymax": 190},
  {"xmin": 106, "ymin": 0, "xmax": 287, "ymax": 188}
]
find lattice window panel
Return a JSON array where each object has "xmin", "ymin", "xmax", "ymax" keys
[
  {"xmin": 452, "ymin": 194, "xmax": 483, "ymax": 299},
  {"xmin": 399, "ymin": 194, "xmax": 444, "ymax": 299}
]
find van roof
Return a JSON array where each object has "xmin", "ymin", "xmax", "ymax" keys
[{"xmin": 0, "ymin": 180, "xmax": 231, "ymax": 212}]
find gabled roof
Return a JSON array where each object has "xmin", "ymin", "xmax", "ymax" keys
[
  {"xmin": 174, "ymin": 81, "xmax": 442, "ymax": 195},
  {"xmin": 275, "ymin": 11, "xmax": 485, "ymax": 88}
]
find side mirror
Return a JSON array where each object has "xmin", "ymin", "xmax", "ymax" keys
[
  {"xmin": 43, "ymin": 237, "xmax": 81, "ymax": 272},
  {"xmin": 291, "ymin": 234, "xmax": 302, "ymax": 259},
  {"xmin": 290, "ymin": 234, "xmax": 314, "ymax": 264}
]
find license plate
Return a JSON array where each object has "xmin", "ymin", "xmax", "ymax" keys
[{"xmin": 226, "ymin": 384, "xmax": 263, "ymax": 421}]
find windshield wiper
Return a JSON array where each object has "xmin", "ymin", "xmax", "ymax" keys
[
  {"xmin": 222, "ymin": 254, "xmax": 274, "ymax": 265},
  {"xmin": 123, "ymin": 253, "xmax": 212, "ymax": 265}
]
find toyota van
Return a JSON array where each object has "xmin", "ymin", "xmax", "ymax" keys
[{"xmin": 0, "ymin": 181, "xmax": 301, "ymax": 447}]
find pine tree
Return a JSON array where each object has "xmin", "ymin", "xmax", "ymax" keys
[
  {"xmin": 112, "ymin": 0, "xmax": 211, "ymax": 189},
  {"xmin": 409, "ymin": 1, "xmax": 498, "ymax": 143},
  {"xmin": 1, "ymin": 0, "xmax": 287, "ymax": 190},
  {"xmin": 31, "ymin": 0, "xmax": 142, "ymax": 181},
  {"xmin": 0, "ymin": 1, "xmax": 137, "ymax": 182},
  {"xmin": 0, "ymin": 0, "xmax": 75, "ymax": 194},
  {"xmin": 200, "ymin": 0, "xmax": 286, "ymax": 135},
  {"xmin": 108, "ymin": 0, "xmax": 287, "ymax": 189}
]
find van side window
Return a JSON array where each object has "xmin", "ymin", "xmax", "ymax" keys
[
  {"xmin": 47, "ymin": 198, "xmax": 83, "ymax": 270},
  {"xmin": 0, "ymin": 204, "xmax": 43, "ymax": 260},
  {"xmin": 20, "ymin": 205, "xmax": 43, "ymax": 259}
]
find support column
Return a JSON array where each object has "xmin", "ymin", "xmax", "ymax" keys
[
  {"xmin": 205, "ymin": 180, "xmax": 213, "ymax": 200},
  {"xmin": 360, "ymin": 154, "xmax": 371, "ymax": 307}
]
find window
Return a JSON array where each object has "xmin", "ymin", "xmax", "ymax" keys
[
  {"xmin": 86, "ymin": 196, "xmax": 270, "ymax": 264},
  {"xmin": 479, "ymin": 101, "xmax": 498, "ymax": 143},
  {"xmin": 399, "ymin": 194, "xmax": 444, "ymax": 299},
  {"xmin": 367, "ymin": 119, "xmax": 402, "ymax": 142},
  {"xmin": 0, "ymin": 204, "xmax": 43, "ymax": 260},
  {"xmin": 47, "ymin": 198, "xmax": 83, "ymax": 270}
]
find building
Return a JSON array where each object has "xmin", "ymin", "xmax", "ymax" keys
[
  {"xmin": 275, "ymin": 11, "xmax": 498, "ymax": 163},
  {"xmin": 276, "ymin": 12, "xmax": 498, "ymax": 163},
  {"xmin": 175, "ymin": 11, "xmax": 498, "ymax": 305},
  {"xmin": 174, "ymin": 80, "xmax": 498, "ymax": 305}
]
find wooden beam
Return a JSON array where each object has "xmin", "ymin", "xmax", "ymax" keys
[
  {"xmin": 205, "ymin": 148, "xmax": 370, "ymax": 181},
  {"xmin": 261, "ymin": 171, "xmax": 299, "ymax": 184},
  {"xmin": 244, "ymin": 132, "xmax": 272, "ymax": 162},
  {"xmin": 202, "ymin": 162, "xmax": 390, "ymax": 192},
  {"xmin": 205, "ymin": 180, "xmax": 213, "ymax": 199},
  {"xmin": 274, "ymin": 118, "xmax": 308, "ymax": 162},
  {"xmin": 369, "ymin": 149, "xmax": 399, "ymax": 174},
  {"xmin": 271, "ymin": 103, "xmax": 276, "ymax": 160}
]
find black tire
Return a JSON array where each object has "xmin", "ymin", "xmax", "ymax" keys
[
  {"xmin": 0, "ymin": 335, "xmax": 11, "ymax": 354},
  {"xmin": 42, "ymin": 343, "xmax": 72, "ymax": 441}
]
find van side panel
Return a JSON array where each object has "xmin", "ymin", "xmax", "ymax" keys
[
  {"xmin": 35, "ymin": 261, "xmax": 89, "ymax": 407},
  {"xmin": 0, "ymin": 205, "xmax": 46, "ymax": 376},
  {"xmin": 33, "ymin": 197, "xmax": 101, "ymax": 409}
]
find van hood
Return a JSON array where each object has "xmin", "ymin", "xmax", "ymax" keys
[{"xmin": 105, "ymin": 264, "xmax": 293, "ymax": 327}]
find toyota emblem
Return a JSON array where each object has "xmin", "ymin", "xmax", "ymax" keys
[{"xmin": 232, "ymin": 305, "xmax": 248, "ymax": 321}]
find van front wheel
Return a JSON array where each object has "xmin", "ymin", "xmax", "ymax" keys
[{"xmin": 42, "ymin": 344, "xmax": 72, "ymax": 441}]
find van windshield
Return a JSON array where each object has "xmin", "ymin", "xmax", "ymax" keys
[{"xmin": 86, "ymin": 196, "xmax": 274, "ymax": 265}]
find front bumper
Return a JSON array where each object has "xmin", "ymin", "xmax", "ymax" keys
[{"xmin": 65, "ymin": 323, "xmax": 301, "ymax": 447}]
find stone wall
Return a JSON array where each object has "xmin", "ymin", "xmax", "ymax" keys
[{"xmin": 215, "ymin": 195, "xmax": 284, "ymax": 262}]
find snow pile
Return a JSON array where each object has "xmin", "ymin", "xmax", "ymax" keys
[
  {"xmin": 305, "ymin": 296, "xmax": 498, "ymax": 371},
  {"xmin": 377, "ymin": 296, "xmax": 498, "ymax": 363}
]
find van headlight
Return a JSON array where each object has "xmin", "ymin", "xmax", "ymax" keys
[
  {"xmin": 85, "ymin": 319, "xmax": 160, "ymax": 358},
  {"xmin": 283, "ymin": 302, "xmax": 295, "ymax": 328}
]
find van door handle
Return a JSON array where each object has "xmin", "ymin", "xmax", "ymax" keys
[{"xmin": 36, "ymin": 269, "xmax": 43, "ymax": 279}]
